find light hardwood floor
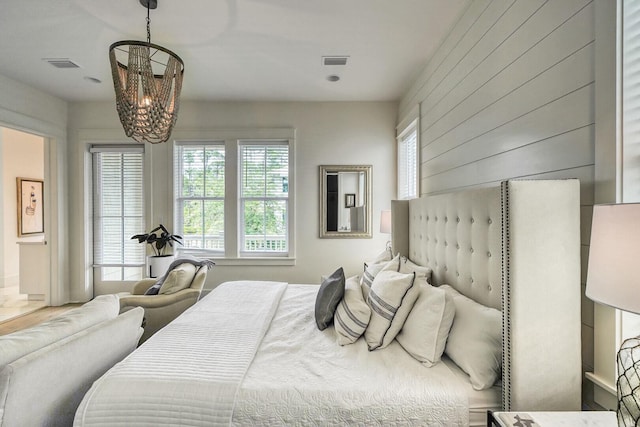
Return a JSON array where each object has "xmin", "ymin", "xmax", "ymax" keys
[{"xmin": 0, "ymin": 304, "xmax": 82, "ymax": 336}]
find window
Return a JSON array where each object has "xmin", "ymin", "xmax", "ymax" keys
[
  {"xmin": 620, "ymin": 0, "xmax": 640, "ymax": 341},
  {"xmin": 174, "ymin": 132, "xmax": 294, "ymax": 261},
  {"xmin": 174, "ymin": 143, "xmax": 225, "ymax": 252},
  {"xmin": 397, "ymin": 118, "xmax": 418, "ymax": 200},
  {"xmin": 240, "ymin": 143, "xmax": 289, "ymax": 254},
  {"xmin": 92, "ymin": 145, "xmax": 145, "ymax": 281},
  {"xmin": 588, "ymin": 0, "xmax": 640, "ymax": 407}
]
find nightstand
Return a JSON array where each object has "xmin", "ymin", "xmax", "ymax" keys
[{"xmin": 487, "ymin": 411, "xmax": 616, "ymax": 426}]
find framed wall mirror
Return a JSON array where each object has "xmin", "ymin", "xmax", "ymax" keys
[{"xmin": 319, "ymin": 165, "xmax": 372, "ymax": 238}]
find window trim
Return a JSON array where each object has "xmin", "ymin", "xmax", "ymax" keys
[
  {"xmin": 588, "ymin": 0, "xmax": 630, "ymax": 410},
  {"xmin": 172, "ymin": 128, "xmax": 296, "ymax": 265}
]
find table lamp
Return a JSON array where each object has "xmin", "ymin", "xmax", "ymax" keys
[
  {"xmin": 380, "ymin": 210, "xmax": 392, "ymax": 253},
  {"xmin": 586, "ymin": 203, "xmax": 640, "ymax": 426}
]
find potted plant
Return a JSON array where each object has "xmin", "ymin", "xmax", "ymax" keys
[{"xmin": 131, "ymin": 224, "xmax": 183, "ymax": 278}]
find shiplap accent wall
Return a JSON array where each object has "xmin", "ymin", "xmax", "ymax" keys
[{"xmin": 399, "ymin": 0, "xmax": 596, "ymax": 404}]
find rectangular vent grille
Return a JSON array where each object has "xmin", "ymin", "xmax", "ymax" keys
[
  {"xmin": 323, "ymin": 56, "xmax": 349, "ymax": 66},
  {"xmin": 43, "ymin": 58, "xmax": 81, "ymax": 69}
]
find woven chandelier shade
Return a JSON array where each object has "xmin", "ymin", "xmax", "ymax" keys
[{"xmin": 109, "ymin": 40, "xmax": 184, "ymax": 144}]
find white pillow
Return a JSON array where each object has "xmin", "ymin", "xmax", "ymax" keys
[
  {"xmin": 366, "ymin": 248, "xmax": 393, "ymax": 265},
  {"xmin": 364, "ymin": 270, "xmax": 419, "ymax": 351},
  {"xmin": 396, "ymin": 282, "xmax": 455, "ymax": 367},
  {"xmin": 441, "ymin": 285, "xmax": 502, "ymax": 390},
  {"xmin": 361, "ymin": 254, "xmax": 400, "ymax": 300},
  {"xmin": 334, "ymin": 275, "xmax": 371, "ymax": 345},
  {"xmin": 159, "ymin": 263, "xmax": 197, "ymax": 295},
  {"xmin": 399, "ymin": 256, "xmax": 433, "ymax": 284}
]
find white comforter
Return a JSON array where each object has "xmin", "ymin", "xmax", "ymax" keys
[
  {"xmin": 234, "ymin": 284, "xmax": 469, "ymax": 426},
  {"xmin": 74, "ymin": 281, "xmax": 287, "ymax": 426},
  {"xmin": 75, "ymin": 281, "xmax": 470, "ymax": 426}
]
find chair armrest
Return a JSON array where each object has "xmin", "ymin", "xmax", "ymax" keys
[
  {"xmin": 119, "ymin": 289, "xmax": 201, "ymax": 310},
  {"xmin": 132, "ymin": 279, "xmax": 157, "ymax": 295}
]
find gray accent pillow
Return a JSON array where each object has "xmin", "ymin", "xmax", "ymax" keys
[{"xmin": 315, "ymin": 267, "xmax": 345, "ymax": 330}]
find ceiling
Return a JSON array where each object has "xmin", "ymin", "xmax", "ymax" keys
[{"xmin": 0, "ymin": 0, "xmax": 469, "ymax": 103}]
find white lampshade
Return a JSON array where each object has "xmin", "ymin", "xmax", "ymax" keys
[
  {"xmin": 586, "ymin": 203, "xmax": 640, "ymax": 314},
  {"xmin": 380, "ymin": 210, "xmax": 392, "ymax": 234}
]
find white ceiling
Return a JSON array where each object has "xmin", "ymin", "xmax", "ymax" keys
[{"xmin": 0, "ymin": 0, "xmax": 469, "ymax": 102}]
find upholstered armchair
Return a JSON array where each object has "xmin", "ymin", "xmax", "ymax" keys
[{"xmin": 119, "ymin": 260, "xmax": 211, "ymax": 344}]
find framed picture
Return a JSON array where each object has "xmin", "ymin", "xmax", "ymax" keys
[
  {"xmin": 345, "ymin": 193, "xmax": 356, "ymax": 208},
  {"xmin": 17, "ymin": 177, "xmax": 44, "ymax": 237}
]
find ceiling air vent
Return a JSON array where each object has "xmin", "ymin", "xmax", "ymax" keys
[
  {"xmin": 322, "ymin": 56, "xmax": 349, "ymax": 66},
  {"xmin": 43, "ymin": 58, "xmax": 81, "ymax": 69}
]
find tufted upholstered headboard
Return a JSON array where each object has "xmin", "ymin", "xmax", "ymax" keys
[{"xmin": 391, "ymin": 179, "xmax": 582, "ymax": 412}]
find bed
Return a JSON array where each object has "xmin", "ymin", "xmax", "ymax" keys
[{"xmin": 74, "ymin": 179, "xmax": 582, "ymax": 426}]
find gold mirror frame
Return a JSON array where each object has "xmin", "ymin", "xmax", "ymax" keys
[{"xmin": 319, "ymin": 165, "xmax": 372, "ymax": 239}]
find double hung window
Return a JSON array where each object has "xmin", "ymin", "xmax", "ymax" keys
[
  {"xmin": 174, "ymin": 133, "xmax": 294, "ymax": 261},
  {"xmin": 239, "ymin": 143, "xmax": 289, "ymax": 254}
]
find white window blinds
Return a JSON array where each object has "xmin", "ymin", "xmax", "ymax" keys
[
  {"xmin": 623, "ymin": 0, "xmax": 640, "ymax": 154},
  {"xmin": 397, "ymin": 120, "xmax": 418, "ymax": 200},
  {"xmin": 92, "ymin": 145, "xmax": 144, "ymax": 280},
  {"xmin": 619, "ymin": 0, "xmax": 640, "ymax": 342},
  {"xmin": 240, "ymin": 143, "xmax": 289, "ymax": 254}
]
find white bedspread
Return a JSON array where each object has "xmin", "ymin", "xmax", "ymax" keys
[
  {"xmin": 74, "ymin": 281, "xmax": 287, "ymax": 426},
  {"xmin": 233, "ymin": 284, "xmax": 469, "ymax": 426},
  {"xmin": 75, "ymin": 281, "xmax": 474, "ymax": 426}
]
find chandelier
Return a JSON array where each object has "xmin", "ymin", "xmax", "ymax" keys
[{"xmin": 109, "ymin": 0, "xmax": 184, "ymax": 144}]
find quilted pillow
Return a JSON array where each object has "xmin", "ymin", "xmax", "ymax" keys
[
  {"xmin": 334, "ymin": 275, "xmax": 371, "ymax": 345},
  {"xmin": 396, "ymin": 282, "xmax": 455, "ymax": 366},
  {"xmin": 159, "ymin": 263, "xmax": 198, "ymax": 295},
  {"xmin": 364, "ymin": 270, "xmax": 419, "ymax": 351},
  {"xmin": 399, "ymin": 256, "xmax": 433, "ymax": 284},
  {"xmin": 315, "ymin": 267, "xmax": 346, "ymax": 330},
  {"xmin": 361, "ymin": 254, "xmax": 400, "ymax": 300},
  {"xmin": 441, "ymin": 285, "xmax": 502, "ymax": 390}
]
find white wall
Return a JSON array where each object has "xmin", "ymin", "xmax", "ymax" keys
[
  {"xmin": 1, "ymin": 128, "xmax": 45, "ymax": 288},
  {"xmin": 0, "ymin": 73, "xmax": 68, "ymax": 305},
  {"xmin": 399, "ymin": 0, "xmax": 596, "ymax": 405},
  {"xmin": 67, "ymin": 101, "xmax": 397, "ymax": 301}
]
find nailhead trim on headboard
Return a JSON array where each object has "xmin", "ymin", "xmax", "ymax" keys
[
  {"xmin": 392, "ymin": 179, "xmax": 582, "ymax": 412},
  {"xmin": 500, "ymin": 180, "xmax": 511, "ymax": 412}
]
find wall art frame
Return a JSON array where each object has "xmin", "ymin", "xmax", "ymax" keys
[{"xmin": 17, "ymin": 177, "xmax": 44, "ymax": 237}]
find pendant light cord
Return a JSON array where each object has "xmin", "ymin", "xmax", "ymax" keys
[{"xmin": 146, "ymin": 2, "xmax": 151, "ymax": 44}]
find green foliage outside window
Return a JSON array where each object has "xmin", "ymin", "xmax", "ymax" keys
[{"xmin": 177, "ymin": 142, "xmax": 289, "ymax": 253}]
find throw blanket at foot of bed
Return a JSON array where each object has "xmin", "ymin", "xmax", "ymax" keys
[{"xmin": 74, "ymin": 281, "xmax": 287, "ymax": 427}]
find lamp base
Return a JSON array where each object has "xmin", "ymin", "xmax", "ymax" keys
[{"xmin": 618, "ymin": 337, "xmax": 640, "ymax": 426}]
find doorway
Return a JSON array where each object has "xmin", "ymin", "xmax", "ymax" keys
[{"xmin": 0, "ymin": 127, "xmax": 47, "ymax": 322}]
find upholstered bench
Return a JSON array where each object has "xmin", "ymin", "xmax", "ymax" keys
[{"xmin": 0, "ymin": 295, "xmax": 143, "ymax": 426}]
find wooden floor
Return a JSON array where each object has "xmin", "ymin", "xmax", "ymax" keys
[{"xmin": 0, "ymin": 304, "xmax": 82, "ymax": 336}]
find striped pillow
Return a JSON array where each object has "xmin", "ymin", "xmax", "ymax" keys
[
  {"xmin": 364, "ymin": 270, "xmax": 419, "ymax": 351},
  {"xmin": 334, "ymin": 276, "xmax": 371, "ymax": 345},
  {"xmin": 361, "ymin": 254, "xmax": 400, "ymax": 300}
]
